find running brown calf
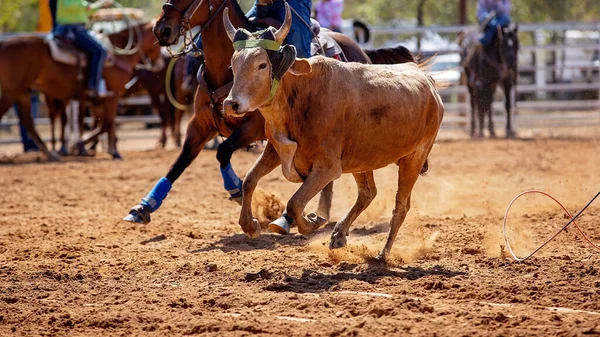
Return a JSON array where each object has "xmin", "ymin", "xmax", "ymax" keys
[{"xmin": 222, "ymin": 4, "xmax": 444, "ymax": 261}]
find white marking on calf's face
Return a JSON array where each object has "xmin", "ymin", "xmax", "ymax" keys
[{"xmin": 228, "ymin": 47, "xmax": 273, "ymax": 113}]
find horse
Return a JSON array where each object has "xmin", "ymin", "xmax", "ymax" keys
[
  {"xmin": 0, "ymin": 21, "xmax": 163, "ymax": 161},
  {"xmin": 462, "ymin": 24, "xmax": 519, "ymax": 138},
  {"xmin": 124, "ymin": 0, "xmax": 416, "ymax": 229},
  {"xmin": 123, "ymin": 53, "xmax": 183, "ymax": 148}
]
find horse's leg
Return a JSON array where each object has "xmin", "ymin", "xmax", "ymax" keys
[
  {"xmin": 79, "ymin": 104, "xmax": 106, "ymax": 156},
  {"xmin": 124, "ymin": 112, "xmax": 217, "ymax": 224},
  {"xmin": 238, "ymin": 142, "xmax": 281, "ymax": 238},
  {"xmin": 329, "ymin": 171, "xmax": 377, "ymax": 249},
  {"xmin": 103, "ymin": 96, "xmax": 122, "ymax": 160},
  {"xmin": 13, "ymin": 94, "xmax": 60, "ymax": 161},
  {"xmin": 153, "ymin": 92, "xmax": 168, "ymax": 148},
  {"xmin": 286, "ymin": 163, "xmax": 342, "ymax": 235},
  {"xmin": 59, "ymin": 101, "xmax": 69, "ymax": 155},
  {"xmin": 468, "ymin": 85, "xmax": 477, "ymax": 138},
  {"xmin": 504, "ymin": 78, "xmax": 516, "ymax": 139},
  {"xmin": 48, "ymin": 99, "xmax": 57, "ymax": 151},
  {"xmin": 487, "ymin": 84, "xmax": 497, "ymax": 138},
  {"xmin": 477, "ymin": 88, "xmax": 486, "ymax": 138},
  {"xmin": 216, "ymin": 114, "xmax": 264, "ymax": 203}
]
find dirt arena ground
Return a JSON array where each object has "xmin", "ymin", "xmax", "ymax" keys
[{"xmin": 1, "ymin": 133, "xmax": 600, "ymax": 336}]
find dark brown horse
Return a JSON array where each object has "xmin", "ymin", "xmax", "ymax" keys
[
  {"xmin": 123, "ymin": 53, "xmax": 181, "ymax": 148},
  {"xmin": 0, "ymin": 22, "xmax": 162, "ymax": 160},
  {"xmin": 124, "ymin": 0, "xmax": 416, "ymax": 229},
  {"xmin": 463, "ymin": 25, "xmax": 519, "ymax": 138}
]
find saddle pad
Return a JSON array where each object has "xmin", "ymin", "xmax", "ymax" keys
[
  {"xmin": 311, "ymin": 32, "xmax": 343, "ymax": 58},
  {"xmin": 45, "ymin": 37, "xmax": 87, "ymax": 67}
]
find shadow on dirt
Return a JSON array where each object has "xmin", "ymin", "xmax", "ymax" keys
[
  {"xmin": 188, "ymin": 232, "xmax": 310, "ymax": 253},
  {"xmin": 263, "ymin": 263, "xmax": 466, "ymax": 293},
  {"xmin": 188, "ymin": 222, "xmax": 341, "ymax": 253}
]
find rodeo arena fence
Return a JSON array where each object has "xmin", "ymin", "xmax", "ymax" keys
[{"xmin": 1, "ymin": 21, "xmax": 599, "ymax": 144}]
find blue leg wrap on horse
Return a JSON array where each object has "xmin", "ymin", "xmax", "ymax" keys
[
  {"xmin": 141, "ymin": 177, "xmax": 172, "ymax": 212},
  {"xmin": 220, "ymin": 163, "xmax": 243, "ymax": 198}
]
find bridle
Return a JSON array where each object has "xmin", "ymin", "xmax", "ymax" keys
[{"xmin": 161, "ymin": 0, "xmax": 230, "ymax": 57}]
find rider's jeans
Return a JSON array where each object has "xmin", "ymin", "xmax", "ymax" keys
[
  {"xmin": 479, "ymin": 13, "xmax": 510, "ymax": 48},
  {"xmin": 55, "ymin": 24, "xmax": 107, "ymax": 92},
  {"xmin": 246, "ymin": 0, "xmax": 313, "ymax": 58}
]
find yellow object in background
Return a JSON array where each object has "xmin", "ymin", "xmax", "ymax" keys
[{"xmin": 37, "ymin": 0, "xmax": 53, "ymax": 32}]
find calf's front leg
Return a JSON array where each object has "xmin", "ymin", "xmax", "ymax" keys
[
  {"xmin": 287, "ymin": 164, "xmax": 342, "ymax": 235},
  {"xmin": 239, "ymin": 142, "xmax": 281, "ymax": 238}
]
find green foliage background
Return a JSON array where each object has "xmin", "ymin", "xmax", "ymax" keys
[{"xmin": 0, "ymin": 0, "xmax": 598, "ymax": 33}]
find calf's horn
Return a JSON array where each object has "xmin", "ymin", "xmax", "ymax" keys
[
  {"xmin": 223, "ymin": 8, "xmax": 237, "ymax": 42},
  {"xmin": 273, "ymin": 3, "xmax": 292, "ymax": 44}
]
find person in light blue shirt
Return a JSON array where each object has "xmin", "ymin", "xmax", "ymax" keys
[{"xmin": 478, "ymin": 0, "xmax": 511, "ymax": 48}]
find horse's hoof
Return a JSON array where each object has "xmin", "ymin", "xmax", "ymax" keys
[
  {"xmin": 58, "ymin": 145, "xmax": 69, "ymax": 156},
  {"xmin": 229, "ymin": 195, "xmax": 243, "ymax": 205},
  {"xmin": 76, "ymin": 142, "xmax": 92, "ymax": 157},
  {"xmin": 244, "ymin": 219, "xmax": 261, "ymax": 238},
  {"xmin": 329, "ymin": 231, "xmax": 347, "ymax": 249},
  {"xmin": 506, "ymin": 129, "xmax": 517, "ymax": 139},
  {"xmin": 112, "ymin": 152, "xmax": 123, "ymax": 160},
  {"xmin": 47, "ymin": 151, "xmax": 61, "ymax": 162},
  {"xmin": 269, "ymin": 215, "xmax": 293, "ymax": 235},
  {"xmin": 123, "ymin": 204, "xmax": 151, "ymax": 224}
]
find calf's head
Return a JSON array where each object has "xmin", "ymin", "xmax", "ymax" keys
[{"xmin": 222, "ymin": 3, "xmax": 311, "ymax": 117}]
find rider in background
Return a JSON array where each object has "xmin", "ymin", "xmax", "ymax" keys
[
  {"xmin": 478, "ymin": 0, "xmax": 511, "ymax": 48},
  {"xmin": 313, "ymin": 0, "xmax": 343, "ymax": 33},
  {"xmin": 53, "ymin": 0, "xmax": 114, "ymax": 99}
]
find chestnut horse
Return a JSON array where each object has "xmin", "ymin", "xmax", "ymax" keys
[
  {"xmin": 124, "ymin": 0, "xmax": 416, "ymax": 229},
  {"xmin": 0, "ymin": 22, "xmax": 162, "ymax": 160}
]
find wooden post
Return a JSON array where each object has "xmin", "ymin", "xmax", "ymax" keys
[{"xmin": 459, "ymin": 0, "xmax": 467, "ymax": 25}]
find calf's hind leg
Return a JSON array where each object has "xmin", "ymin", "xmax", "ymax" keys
[
  {"xmin": 377, "ymin": 152, "xmax": 428, "ymax": 262},
  {"xmin": 330, "ymin": 171, "xmax": 377, "ymax": 249}
]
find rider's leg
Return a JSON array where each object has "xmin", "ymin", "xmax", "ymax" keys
[
  {"xmin": 479, "ymin": 18, "xmax": 498, "ymax": 48},
  {"xmin": 270, "ymin": 0, "xmax": 313, "ymax": 58},
  {"xmin": 71, "ymin": 25, "xmax": 107, "ymax": 96}
]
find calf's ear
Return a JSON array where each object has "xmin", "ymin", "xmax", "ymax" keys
[{"xmin": 288, "ymin": 59, "xmax": 312, "ymax": 76}]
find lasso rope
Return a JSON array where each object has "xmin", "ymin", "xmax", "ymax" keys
[
  {"xmin": 165, "ymin": 57, "xmax": 192, "ymax": 111},
  {"xmin": 503, "ymin": 190, "xmax": 600, "ymax": 262}
]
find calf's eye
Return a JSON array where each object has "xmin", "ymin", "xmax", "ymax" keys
[{"xmin": 259, "ymin": 63, "xmax": 267, "ymax": 69}]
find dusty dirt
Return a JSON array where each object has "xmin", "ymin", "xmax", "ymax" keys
[{"xmin": 1, "ymin": 137, "xmax": 600, "ymax": 336}]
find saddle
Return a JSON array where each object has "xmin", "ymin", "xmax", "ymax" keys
[{"xmin": 45, "ymin": 33, "xmax": 115, "ymax": 68}]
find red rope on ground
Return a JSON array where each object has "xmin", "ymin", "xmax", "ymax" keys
[{"xmin": 503, "ymin": 190, "xmax": 600, "ymax": 262}]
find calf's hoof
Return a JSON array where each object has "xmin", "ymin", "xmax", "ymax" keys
[
  {"xmin": 242, "ymin": 219, "xmax": 261, "ymax": 238},
  {"xmin": 307, "ymin": 212, "xmax": 327, "ymax": 228},
  {"xmin": 375, "ymin": 251, "xmax": 388, "ymax": 262},
  {"xmin": 297, "ymin": 213, "xmax": 327, "ymax": 235},
  {"xmin": 329, "ymin": 231, "xmax": 347, "ymax": 249},
  {"xmin": 269, "ymin": 214, "xmax": 293, "ymax": 235},
  {"xmin": 123, "ymin": 204, "xmax": 151, "ymax": 224}
]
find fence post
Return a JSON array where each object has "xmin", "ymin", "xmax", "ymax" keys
[{"xmin": 535, "ymin": 29, "xmax": 547, "ymax": 100}]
